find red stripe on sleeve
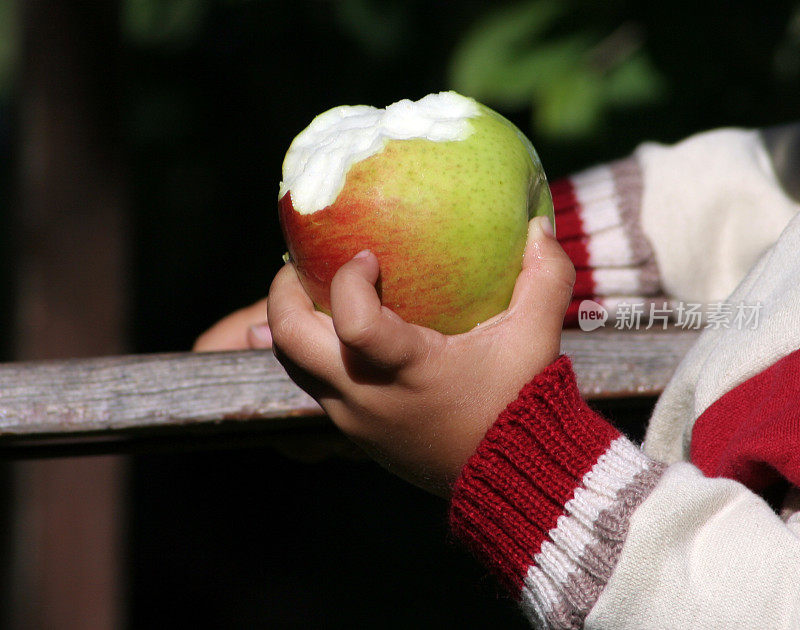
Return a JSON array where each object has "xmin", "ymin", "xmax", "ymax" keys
[
  {"xmin": 691, "ymin": 347, "xmax": 800, "ymax": 493},
  {"xmin": 559, "ymin": 237, "xmax": 592, "ymax": 269},
  {"xmin": 554, "ymin": 209, "xmax": 588, "ymax": 240},
  {"xmin": 550, "ymin": 179, "xmax": 579, "ymax": 214}
]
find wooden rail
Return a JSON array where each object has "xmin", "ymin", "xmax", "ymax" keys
[{"xmin": 0, "ymin": 328, "xmax": 700, "ymax": 457}]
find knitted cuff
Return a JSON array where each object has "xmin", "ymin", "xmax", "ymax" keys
[
  {"xmin": 449, "ymin": 356, "xmax": 665, "ymax": 629},
  {"xmin": 551, "ymin": 159, "xmax": 662, "ymax": 327},
  {"xmin": 552, "ymin": 158, "xmax": 654, "ymax": 267}
]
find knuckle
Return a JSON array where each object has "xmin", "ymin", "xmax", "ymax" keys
[
  {"xmin": 557, "ymin": 257, "xmax": 577, "ymax": 290},
  {"xmin": 339, "ymin": 312, "xmax": 379, "ymax": 349},
  {"xmin": 530, "ymin": 255, "xmax": 575, "ymax": 290},
  {"xmin": 552, "ymin": 269, "xmax": 576, "ymax": 304},
  {"xmin": 543, "ymin": 248, "xmax": 577, "ymax": 291},
  {"xmin": 331, "ymin": 262, "xmax": 359, "ymax": 291}
]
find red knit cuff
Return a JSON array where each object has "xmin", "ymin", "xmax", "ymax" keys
[
  {"xmin": 449, "ymin": 355, "xmax": 620, "ymax": 593},
  {"xmin": 449, "ymin": 354, "xmax": 665, "ymax": 630}
]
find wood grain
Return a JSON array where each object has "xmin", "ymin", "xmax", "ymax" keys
[
  {"xmin": 562, "ymin": 328, "xmax": 700, "ymax": 398},
  {"xmin": 0, "ymin": 328, "xmax": 700, "ymax": 446}
]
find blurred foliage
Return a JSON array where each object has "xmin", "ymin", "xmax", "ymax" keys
[
  {"xmin": 0, "ymin": 0, "xmax": 798, "ymax": 353},
  {"xmin": 123, "ymin": 0, "xmax": 210, "ymax": 48},
  {"xmin": 449, "ymin": 0, "xmax": 665, "ymax": 139},
  {"xmin": 333, "ymin": 0, "xmax": 410, "ymax": 58},
  {"xmin": 106, "ymin": 0, "xmax": 800, "ymax": 352},
  {"xmin": 0, "ymin": 0, "xmax": 16, "ymax": 100},
  {"xmin": 115, "ymin": 0, "xmax": 800, "ymax": 148}
]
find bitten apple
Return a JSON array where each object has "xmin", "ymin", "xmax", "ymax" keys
[{"xmin": 278, "ymin": 91, "xmax": 553, "ymax": 335}]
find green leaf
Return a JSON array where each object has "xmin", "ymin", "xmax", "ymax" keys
[
  {"xmin": 480, "ymin": 36, "xmax": 594, "ymax": 108},
  {"xmin": 122, "ymin": 0, "xmax": 209, "ymax": 48},
  {"xmin": 448, "ymin": 0, "xmax": 668, "ymax": 141},
  {"xmin": 448, "ymin": 0, "xmax": 567, "ymax": 101},
  {"xmin": 534, "ymin": 71, "xmax": 604, "ymax": 138},
  {"xmin": 604, "ymin": 53, "xmax": 666, "ymax": 106}
]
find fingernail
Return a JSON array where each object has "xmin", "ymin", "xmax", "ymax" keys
[
  {"xmin": 248, "ymin": 323, "xmax": 272, "ymax": 348},
  {"xmin": 537, "ymin": 215, "xmax": 555, "ymax": 238},
  {"xmin": 353, "ymin": 249, "xmax": 372, "ymax": 260}
]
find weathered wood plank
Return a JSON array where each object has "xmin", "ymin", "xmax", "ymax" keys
[
  {"xmin": 0, "ymin": 350, "xmax": 321, "ymax": 437},
  {"xmin": 563, "ymin": 328, "xmax": 701, "ymax": 399},
  {"xmin": 0, "ymin": 328, "xmax": 701, "ymax": 445}
]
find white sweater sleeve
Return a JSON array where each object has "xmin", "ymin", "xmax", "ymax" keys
[
  {"xmin": 587, "ymin": 463, "xmax": 800, "ymax": 629},
  {"xmin": 591, "ymin": 166, "xmax": 800, "ymax": 629},
  {"xmin": 636, "ymin": 126, "xmax": 800, "ymax": 304},
  {"xmin": 554, "ymin": 123, "xmax": 800, "ymax": 328}
]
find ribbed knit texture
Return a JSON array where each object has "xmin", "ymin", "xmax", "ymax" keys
[
  {"xmin": 551, "ymin": 158, "xmax": 664, "ymax": 327},
  {"xmin": 450, "ymin": 356, "xmax": 667, "ymax": 628}
]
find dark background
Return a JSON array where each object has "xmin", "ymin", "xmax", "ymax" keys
[{"xmin": 0, "ymin": 1, "xmax": 798, "ymax": 627}]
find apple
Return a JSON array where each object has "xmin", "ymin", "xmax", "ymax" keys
[{"xmin": 278, "ymin": 91, "xmax": 553, "ymax": 335}]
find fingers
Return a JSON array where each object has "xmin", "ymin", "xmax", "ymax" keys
[
  {"xmin": 329, "ymin": 250, "xmax": 435, "ymax": 371},
  {"xmin": 193, "ymin": 298, "xmax": 269, "ymax": 352},
  {"xmin": 507, "ymin": 215, "xmax": 576, "ymax": 348},
  {"xmin": 246, "ymin": 322, "xmax": 273, "ymax": 349},
  {"xmin": 267, "ymin": 263, "xmax": 341, "ymax": 380}
]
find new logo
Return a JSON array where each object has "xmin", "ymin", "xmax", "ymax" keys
[{"xmin": 578, "ymin": 300, "xmax": 608, "ymax": 332}]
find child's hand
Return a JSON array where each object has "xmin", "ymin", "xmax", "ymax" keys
[{"xmin": 267, "ymin": 216, "xmax": 575, "ymax": 497}]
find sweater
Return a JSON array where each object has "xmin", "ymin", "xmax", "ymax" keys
[
  {"xmin": 554, "ymin": 123, "xmax": 800, "ymax": 326},
  {"xmin": 450, "ymin": 123, "xmax": 800, "ymax": 629}
]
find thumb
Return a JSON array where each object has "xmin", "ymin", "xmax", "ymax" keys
[
  {"xmin": 506, "ymin": 215, "xmax": 576, "ymax": 346},
  {"xmin": 329, "ymin": 250, "xmax": 432, "ymax": 371}
]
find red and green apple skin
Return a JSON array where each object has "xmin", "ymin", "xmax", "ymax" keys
[{"xmin": 278, "ymin": 103, "xmax": 553, "ymax": 335}]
